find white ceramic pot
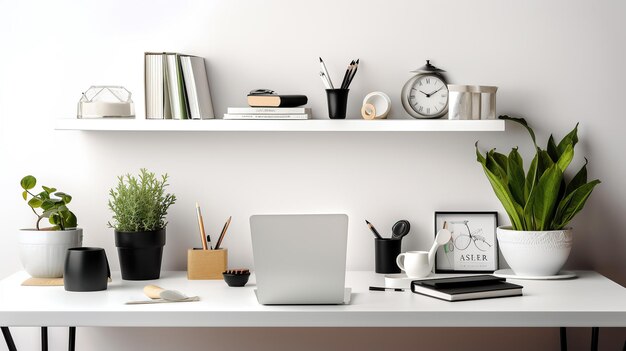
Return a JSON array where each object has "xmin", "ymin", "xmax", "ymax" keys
[
  {"xmin": 497, "ymin": 226, "xmax": 572, "ymax": 276},
  {"xmin": 18, "ymin": 228, "xmax": 83, "ymax": 278}
]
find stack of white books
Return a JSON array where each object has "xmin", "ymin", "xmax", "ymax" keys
[{"xmin": 223, "ymin": 107, "xmax": 311, "ymax": 120}]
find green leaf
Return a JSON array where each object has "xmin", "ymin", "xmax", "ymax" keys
[
  {"xmin": 41, "ymin": 199, "xmax": 54, "ymax": 211},
  {"xmin": 49, "ymin": 213, "xmax": 60, "ymax": 225},
  {"xmin": 61, "ymin": 194, "xmax": 72, "ymax": 204},
  {"xmin": 20, "ymin": 175, "xmax": 36, "ymax": 190},
  {"xmin": 557, "ymin": 123, "xmax": 579, "ymax": 156},
  {"xmin": 477, "ymin": 143, "xmax": 524, "ymax": 229},
  {"xmin": 41, "ymin": 209, "xmax": 56, "ymax": 218},
  {"xmin": 556, "ymin": 143, "xmax": 574, "ymax": 173},
  {"xmin": 22, "ymin": 191, "xmax": 27, "ymax": 200},
  {"xmin": 552, "ymin": 179, "xmax": 601, "ymax": 229},
  {"xmin": 62, "ymin": 210, "xmax": 77, "ymax": 229},
  {"xmin": 38, "ymin": 191, "xmax": 50, "ymax": 200},
  {"xmin": 547, "ymin": 135, "xmax": 560, "ymax": 161},
  {"xmin": 528, "ymin": 165, "xmax": 563, "ymax": 230},
  {"xmin": 487, "ymin": 149, "xmax": 508, "ymax": 181},
  {"xmin": 524, "ymin": 153, "xmax": 538, "ymax": 202},
  {"xmin": 42, "ymin": 186, "xmax": 56, "ymax": 194},
  {"xmin": 507, "ymin": 148, "xmax": 525, "ymax": 206},
  {"xmin": 565, "ymin": 158, "xmax": 588, "ymax": 197},
  {"xmin": 499, "ymin": 115, "xmax": 538, "ymax": 149},
  {"xmin": 28, "ymin": 197, "xmax": 43, "ymax": 208},
  {"xmin": 537, "ymin": 150, "xmax": 554, "ymax": 177}
]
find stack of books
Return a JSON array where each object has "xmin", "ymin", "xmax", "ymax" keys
[
  {"xmin": 145, "ymin": 52, "xmax": 215, "ymax": 120},
  {"xmin": 224, "ymin": 107, "xmax": 311, "ymax": 120},
  {"xmin": 410, "ymin": 275, "xmax": 523, "ymax": 302}
]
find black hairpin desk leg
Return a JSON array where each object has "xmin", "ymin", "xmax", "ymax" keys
[
  {"xmin": 68, "ymin": 326, "xmax": 76, "ymax": 351},
  {"xmin": 590, "ymin": 327, "xmax": 599, "ymax": 351},
  {"xmin": 1, "ymin": 327, "xmax": 17, "ymax": 351},
  {"xmin": 41, "ymin": 327, "xmax": 48, "ymax": 351},
  {"xmin": 560, "ymin": 327, "xmax": 567, "ymax": 351}
]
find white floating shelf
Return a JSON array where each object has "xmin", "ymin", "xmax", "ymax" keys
[{"xmin": 55, "ymin": 118, "xmax": 505, "ymax": 132}]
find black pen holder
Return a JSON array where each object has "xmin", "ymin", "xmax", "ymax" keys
[
  {"xmin": 326, "ymin": 89, "xmax": 349, "ymax": 119},
  {"xmin": 374, "ymin": 238, "xmax": 402, "ymax": 274}
]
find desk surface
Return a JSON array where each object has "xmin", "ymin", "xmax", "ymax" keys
[{"xmin": 1, "ymin": 271, "xmax": 625, "ymax": 327}]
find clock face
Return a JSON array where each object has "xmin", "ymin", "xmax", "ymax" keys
[{"xmin": 405, "ymin": 74, "xmax": 448, "ymax": 118}]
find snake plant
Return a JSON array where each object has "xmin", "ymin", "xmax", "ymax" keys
[{"xmin": 475, "ymin": 116, "xmax": 600, "ymax": 231}]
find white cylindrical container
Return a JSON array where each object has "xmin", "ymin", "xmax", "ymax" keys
[
  {"xmin": 447, "ymin": 85, "xmax": 473, "ymax": 120},
  {"xmin": 477, "ymin": 86, "xmax": 498, "ymax": 119}
]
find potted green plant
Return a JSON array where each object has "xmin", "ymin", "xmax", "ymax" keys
[
  {"xmin": 476, "ymin": 116, "xmax": 600, "ymax": 277},
  {"xmin": 19, "ymin": 175, "xmax": 82, "ymax": 278},
  {"xmin": 108, "ymin": 169, "xmax": 176, "ymax": 280}
]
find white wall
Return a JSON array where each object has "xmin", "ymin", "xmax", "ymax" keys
[{"xmin": 1, "ymin": 0, "xmax": 624, "ymax": 350}]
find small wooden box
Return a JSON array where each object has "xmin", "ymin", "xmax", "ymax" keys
[{"xmin": 187, "ymin": 248, "xmax": 227, "ymax": 280}]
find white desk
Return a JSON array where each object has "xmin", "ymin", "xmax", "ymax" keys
[{"xmin": 1, "ymin": 270, "xmax": 625, "ymax": 328}]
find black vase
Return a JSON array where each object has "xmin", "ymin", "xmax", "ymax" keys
[
  {"xmin": 64, "ymin": 247, "xmax": 110, "ymax": 292},
  {"xmin": 115, "ymin": 228, "xmax": 166, "ymax": 280}
]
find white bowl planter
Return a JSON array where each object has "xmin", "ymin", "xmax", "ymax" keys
[
  {"xmin": 18, "ymin": 228, "xmax": 83, "ymax": 278},
  {"xmin": 497, "ymin": 226, "xmax": 572, "ymax": 276}
]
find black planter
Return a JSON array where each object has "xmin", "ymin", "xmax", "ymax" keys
[
  {"xmin": 115, "ymin": 228, "xmax": 166, "ymax": 280},
  {"xmin": 64, "ymin": 247, "xmax": 110, "ymax": 292}
]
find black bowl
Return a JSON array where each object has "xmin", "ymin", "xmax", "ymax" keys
[{"xmin": 223, "ymin": 272, "xmax": 250, "ymax": 287}]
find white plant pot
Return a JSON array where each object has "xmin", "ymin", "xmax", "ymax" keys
[
  {"xmin": 18, "ymin": 228, "xmax": 83, "ymax": 278},
  {"xmin": 496, "ymin": 226, "xmax": 572, "ymax": 277}
]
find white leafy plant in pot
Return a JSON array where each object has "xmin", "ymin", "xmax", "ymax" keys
[
  {"xmin": 19, "ymin": 176, "xmax": 82, "ymax": 278},
  {"xmin": 475, "ymin": 116, "xmax": 600, "ymax": 276}
]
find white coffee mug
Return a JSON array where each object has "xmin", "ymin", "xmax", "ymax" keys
[{"xmin": 396, "ymin": 251, "xmax": 431, "ymax": 278}]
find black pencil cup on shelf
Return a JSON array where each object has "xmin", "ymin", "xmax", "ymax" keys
[
  {"xmin": 326, "ymin": 89, "xmax": 349, "ymax": 119},
  {"xmin": 375, "ymin": 238, "xmax": 402, "ymax": 274}
]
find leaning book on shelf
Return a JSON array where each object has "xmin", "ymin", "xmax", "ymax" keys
[
  {"xmin": 165, "ymin": 53, "xmax": 188, "ymax": 120},
  {"xmin": 180, "ymin": 55, "xmax": 215, "ymax": 119}
]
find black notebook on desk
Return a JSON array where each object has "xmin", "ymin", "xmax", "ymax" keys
[{"xmin": 411, "ymin": 275, "xmax": 523, "ymax": 302}]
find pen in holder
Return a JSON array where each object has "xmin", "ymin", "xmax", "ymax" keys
[
  {"xmin": 326, "ymin": 89, "xmax": 349, "ymax": 119},
  {"xmin": 374, "ymin": 238, "xmax": 402, "ymax": 274},
  {"xmin": 187, "ymin": 248, "xmax": 227, "ymax": 280}
]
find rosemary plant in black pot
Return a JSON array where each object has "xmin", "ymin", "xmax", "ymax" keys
[{"xmin": 108, "ymin": 169, "xmax": 176, "ymax": 280}]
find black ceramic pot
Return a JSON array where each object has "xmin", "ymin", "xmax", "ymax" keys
[
  {"xmin": 64, "ymin": 247, "xmax": 110, "ymax": 292},
  {"xmin": 115, "ymin": 228, "xmax": 166, "ymax": 280}
]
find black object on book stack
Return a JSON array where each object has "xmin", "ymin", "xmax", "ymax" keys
[
  {"xmin": 246, "ymin": 89, "xmax": 308, "ymax": 108},
  {"xmin": 144, "ymin": 52, "xmax": 215, "ymax": 120},
  {"xmin": 410, "ymin": 275, "xmax": 523, "ymax": 302}
]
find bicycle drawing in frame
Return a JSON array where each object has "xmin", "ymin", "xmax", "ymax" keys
[{"xmin": 434, "ymin": 212, "xmax": 498, "ymax": 273}]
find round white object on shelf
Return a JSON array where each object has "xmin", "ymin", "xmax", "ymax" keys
[{"xmin": 362, "ymin": 92, "xmax": 391, "ymax": 119}]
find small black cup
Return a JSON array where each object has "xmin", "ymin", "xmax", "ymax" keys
[
  {"xmin": 326, "ymin": 89, "xmax": 349, "ymax": 119},
  {"xmin": 375, "ymin": 238, "xmax": 402, "ymax": 274},
  {"xmin": 64, "ymin": 247, "xmax": 110, "ymax": 292}
]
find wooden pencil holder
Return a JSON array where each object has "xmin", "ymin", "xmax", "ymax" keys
[{"xmin": 187, "ymin": 248, "xmax": 227, "ymax": 280}]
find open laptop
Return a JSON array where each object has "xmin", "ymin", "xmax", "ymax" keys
[{"xmin": 250, "ymin": 214, "xmax": 350, "ymax": 305}]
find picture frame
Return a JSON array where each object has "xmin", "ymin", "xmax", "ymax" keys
[{"xmin": 434, "ymin": 211, "xmax": 498, "ymax": 273}]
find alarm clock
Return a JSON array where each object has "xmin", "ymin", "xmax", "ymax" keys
[{"xmin": 401, "ymin": 60, "xmax": 449, "ymax": 119}]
